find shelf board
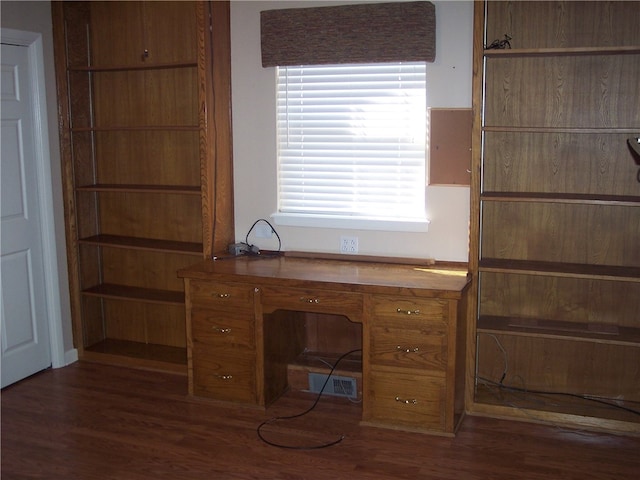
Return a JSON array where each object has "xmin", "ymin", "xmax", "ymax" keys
[
  {"xmin": 77, "ymin": 184, "xmax": 201, "ymax": 195},
  {"xmin": 481, "ymin": 192, "xmax": 640, "ymax": 206},
  {"xmin": 67, "ymin": 61, "xmax": 197, "ymax": 72},
  {"xmin": 479, "ymin": 258, "xmax": 640, "ymax": 282},
  {"xmin": 474, "ymin": 383, "xmax": 640, "ymax": 429},
  {"xmin": 484, "ymin": 46, "xmax": 640, "ymax": 57},
  {"xmin": 478, "ymin": 315, "xmax": 640, "ymax": 347},
  {"xmin": 79, "ymin": 234, "xmax": 202, "ymax": 255},
  {"xmin": 83, "ymin": 339, "xmax": 187, "ymax": 374},
  {"xmin": 71, "ymin": 125, "xmax": 199, "ymax": 132},
  {"xmin": 82, "ymin": 283, "xmax": 184, "ymax": 305}
]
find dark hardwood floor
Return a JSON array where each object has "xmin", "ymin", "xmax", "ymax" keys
[{"xmin": 2, "ymin": 362, "xmax": 639, "ymax": 480}]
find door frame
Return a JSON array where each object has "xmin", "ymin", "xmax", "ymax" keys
[{"xmin": 1, "ymin": 28, "xmax": 70, "ymax": 369}]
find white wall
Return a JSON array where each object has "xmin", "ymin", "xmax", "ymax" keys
[{"xmin": 230, "ymin": 0, "xmax": 473, "ymax": 261}]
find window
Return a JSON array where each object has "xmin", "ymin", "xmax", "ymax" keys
[{"xmin": 273, "ymin": 62, "xmax": 429, "ymax": 232}]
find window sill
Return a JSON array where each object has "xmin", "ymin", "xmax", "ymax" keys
[{"xmin": 271, "ymin": 213, "xmax": 430, "ymax": 233}]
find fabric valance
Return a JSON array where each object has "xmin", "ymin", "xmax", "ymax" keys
[{"xmin": 260, "ymin": 1, "xmax": 436, "ymax": 67}]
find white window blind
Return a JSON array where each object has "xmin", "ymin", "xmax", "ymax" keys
[{"xmin": 276, "ymin": 62, "xmax": 427, "ymax": 225}]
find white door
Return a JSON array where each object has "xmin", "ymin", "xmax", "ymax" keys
[{"xmin": 1, "ymin": 42, "xmax": 52, "ymax": 387}]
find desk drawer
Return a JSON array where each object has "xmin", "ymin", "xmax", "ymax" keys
[
  {"xmin": 371, "ymin": 296, "xmax": 449, "ymax": 325},
  {"xmin": 189, "ymin": 280, "xmax": 255, "ymax": 307},
  {"xmin": 370, "ymin": 323, "xmax": 447, "ymax": 371},
  {"xmin": 191, "ymin": 347, "xmax": 256, "ymax": 403},
  {"xmin": 366, "ymin": 369, "xmax": 446, "ymax": 431},
  {"xmin": 260, "ymin": 286, "xmax": 363, "ymax": 319},
  {"xmin": 191, "ymin": 307, "xmax": 254, "ymax": 349}
]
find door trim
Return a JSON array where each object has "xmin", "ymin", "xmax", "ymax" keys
[{"xmin": 1, "ymin": 28, "xmax": 75, "ymax": 369}]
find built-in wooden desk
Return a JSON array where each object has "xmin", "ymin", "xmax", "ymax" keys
[{"xmin": 178, "ymin": 255, "xmax": 470, "ymax": 436}]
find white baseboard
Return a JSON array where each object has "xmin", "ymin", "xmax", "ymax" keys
[{"xmin": 63, "ymin": 349, "xmax": 78, "ymax": 367}]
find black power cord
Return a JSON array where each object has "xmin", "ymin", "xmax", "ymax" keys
[
  {"xmin": 220, "ymin": 219, "xmax": 283, "ymax": 259},
  {"xmin": 245, "ymin": 218, "xmax": 282, "ymax": 255},
  {"xmin": 478, "ymin": 333, "xmax": 640, "ymax": 417},
  {"xmin": 486, "ymin": 33, "xmax": 512, "ymax": 49},
  {"xmin": 257, "ymin": 348, "xmax": 362, "ymax": 450},
  {"xmin": 478, "ymin": 376, "xmax": 640, "ymax": 417}
]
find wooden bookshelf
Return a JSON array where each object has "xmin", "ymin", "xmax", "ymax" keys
[
  {"xmin": 52, "ymin": 1, "xmax": 234, "ymax": 372},
  {"xmin": 468, "ymin": 0, "xmax": 640, "ymax": 435}
]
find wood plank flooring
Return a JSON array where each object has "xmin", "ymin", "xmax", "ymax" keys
[{"xmin": 2, "ymin": 362, "xmax": 639, "ymax": 480}]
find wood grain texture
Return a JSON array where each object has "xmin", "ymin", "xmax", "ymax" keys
[
  {"xmin": 2, "ymin": 362, "xmax": 639, "ymax": 480},
  {"xmin": 179, "ymin": 257, "xmax": 471, "ymax": 299},
  {"xmin": 88, "ymin": 1, "xmax": 197, "ymax": 67},
  {"xmin": 97, "ymin": 191, "xmax": 203, "ymax": 243},
  {"xmin": 94, "ymin": 130, "xmax": 200, "ymax": 186},
  {"xmin": 466, "ymin": 0, "xmax": 485, "ymax": 416},
  {"xmin": 93, "ymin": 69, "xmax": 198, "ymax": 127},
  {"xmin": 471, "ymin": 0, "xmax": 640, "ymax": 434},
  {"xmin": 52, "ymin": 1, "xmax": 87, "ymax": 356},
  {"xmin": 476, "ymin": 332, "xmax": 640, "ymax": 403},
  {"xmin": 480, "ymin": 202, "xmax": 640, "ymax": 267},
  {"xmin": 484, "ymin": 55, "xmax": 640, "ymax": 129},
  {"xmin": 181, "ymin": 256, "xmax": 469, "ymax": 435},
  {"xmin": 486, "ymin": 1, "xmax": 640, "ymax": 50},
  {"xmin": 200, "ymin": 1, "xmax": 235, "ymax": 257},
  {"xmin": 52, "ymin": 1, "xmax": 234, "ymax": 370},
  {"xmin": 479, "ymin": 272, "xmax": 640, "ymax": 328},
  {"xmin": 303, "ymin": 313, "xmax": 362, "ymax": 354},
  {"xmin": 482, "ymin": 132, "xmax": 640, "ymax": 196}
]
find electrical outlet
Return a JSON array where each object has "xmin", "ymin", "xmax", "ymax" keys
[{"xmin": 340, "ymin": 235, "xmax": 358, "ymax": 254}]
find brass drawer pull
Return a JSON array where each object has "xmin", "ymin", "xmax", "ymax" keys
[
  {"xmin": 214, "ymin": 293, "xmax": 230, "ymax": 299},
  {"xmin": 300, "ymin": 296, "xmax": 320, "ymax": 304},
  {"xmin": 396, "ymin": 308, "xmax": 420, "ymax": 315},
  {"xmin": 215, "ymin": 374, "xmax": 233, "ymax": 380},
  {"xmin": 212, "ymin": 327, "xmax": 231, "ymax": 334},
  {"xmin": 396, "ymin": 346, "xmax": 419, "ymax": 353},
  {"xmin": 395, "ymin": 396, "xmax": 418, "ymax": 405}
]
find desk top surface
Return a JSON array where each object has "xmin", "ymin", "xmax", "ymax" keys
[{"xmin": 179, "ymin": 255, "xmax": 470, "ymax": 298}]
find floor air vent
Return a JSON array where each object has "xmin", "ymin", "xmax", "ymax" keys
[{"xmin": 308, "ymin": 373, "xmax": 358, "ymax": 399}]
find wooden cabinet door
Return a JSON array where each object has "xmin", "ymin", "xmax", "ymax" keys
[
  {"xmin": 89, "ymin": 1, "xmax": 197, "ymax": 67},
  {"xmin": 141, "ymin": 1, "xmax": 198, "ymax": 64},
  {"xmin": 89, "ymin": 2, "xmax": 144, "ymax": 66}
]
